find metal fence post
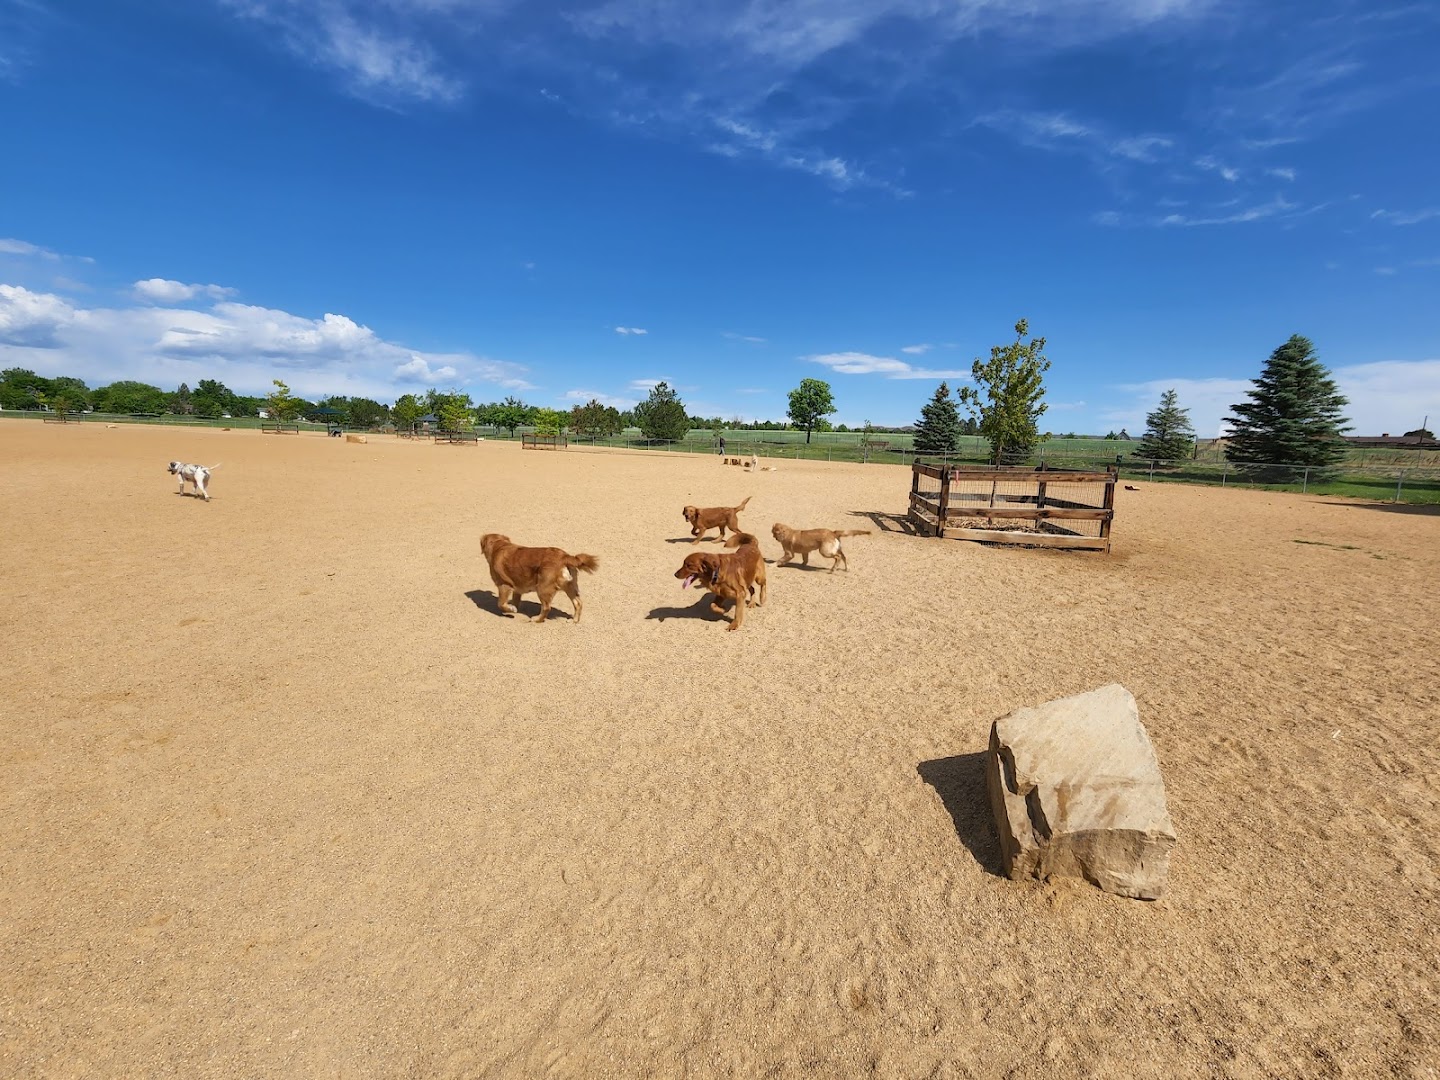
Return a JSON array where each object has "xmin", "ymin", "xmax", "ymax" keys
[
  {"xmin": 1222, "ymin": 464, "xmax": 1229, "ymax": 487},
  {"xmin": 1148, "ymin": 459, "xmax": 1155, "ymax": 479},
  {"xmin": 1302, "ymin": 467, "xmax": 1310, "ymax": 494},
  {"xmin": 1395, "ymin": 469, "xmax": 1406, "ymax": 503}
]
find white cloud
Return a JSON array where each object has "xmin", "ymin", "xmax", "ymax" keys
[
  {"xmin": 723, "ymin": 332, "xmax": 767, "ymax": 344},
  {"xmin": 1371, "ymin": 208, "xmax": 1440, "ymax": 226},
  {"xmin": 0, "ymin": 238, "xmax": 61, "ymax": 260},
  {"xmin": 900, "ymin": 343, "xmax": 933, "ymax": 355},
  {"xmin": 1196, "ymin": 155, "xmax": 1240, "ymax": 181},
  {"xmin": 394, "ymin": 356, "xmax": 458, "ymax": 382},
  {"xmin": 0, "ymin": 282, "xmax": 531, "ymax": 400},
  {"xmin": 562, "ymin": 389, "xmax": 637, "ymax": 409},
  {"xmin": 133, "ymin": 278, "xmax": 238, "ymax": 303},
  {"xmin": 807, "ymin": 351, "xmax": 968, "ymax": 380},
  {"xmin": 1106, "ymin": 361, "xmax": 1440, "ymax": 440},
  {"xmin": 629, "ymin": 377, "xmax": 668, "ymax": 390},
  {"xmin": 1333, "ymin": 359, "xmax": 1440, "ymax": 435},
  {"xmin": 614, "ymin": 326, "xmax": 648, "ymax": 335},
  {"xmin": 224, "ymin": 1, "xmax": 462, "ymax": 104},
  {"xmin": 1158, "ymin": 195, "xmax": 1297, "ymax": 227},
  {"xmin": 1265, "ymin": 167, "xmax": 1297, "ymax": 181}
]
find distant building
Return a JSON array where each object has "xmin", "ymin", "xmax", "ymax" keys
[{"xmin": 1345, "ymin": 434, "xmax": 1440, "ymax": 450}]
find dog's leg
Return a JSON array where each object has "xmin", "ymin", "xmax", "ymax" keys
[
  {"xmin": 563, "ymin": 580, "xmax": 582, "ymax": 623},
  {"xmin": 533, "ymin": 585, "xmax": 556, "ymax": 622},
  {"xmin": 197, "ymin": 475, "xmax": 209, "ymax": 501},
  {"xmin": 728, "ymin": 596, "xmax": 745, "ymax": 631},
  {"xmin": 756, "ymin": 566, "xmax": 767, "ymax": 606},
  {"xmin": 497, "ymin": 584, "xmax": 516, "ymax": 615}
]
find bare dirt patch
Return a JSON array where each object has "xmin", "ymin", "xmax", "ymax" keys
[{"xmin": 2, "ymin": 422, "xmax": 1438, "ymax": 1077}]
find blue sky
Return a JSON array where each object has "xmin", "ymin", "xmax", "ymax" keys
[{"xmin": 2, "ymin": 0, "xmax": 1438, "ymax": 435}]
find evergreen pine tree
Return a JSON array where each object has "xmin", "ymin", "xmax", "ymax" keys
[
  {"xmin": 913, "ymin": 382, "xmax": 962, "ymax": 454},
  {"xmin": 634, "ymin": 381, "xmax": 689, "ymax": 441},
  {"xmin": 1224, "ymin": 335, "xmax": 1351, "ymax": 468},
  {"xmin": 1136, "ymin": 389, "xmax": 1195, "ymax": 461}
]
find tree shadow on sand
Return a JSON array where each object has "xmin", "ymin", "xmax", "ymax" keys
[
  {"xmin": 463, "ymin": 589, "xmax": 575, "ymax": 621},
  {"xmin": 849, "ymin": 509, "xmax": 921, "ymax": 535},
  {"xmin": 916, "ymin": 753, "xmax": 1004, "ymax": 876},
  {"xmin": 1321, "ymin": 500, "xmax": 1440, "ymax": 517}
]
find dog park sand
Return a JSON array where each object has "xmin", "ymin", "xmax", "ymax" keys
[{"xmin": 2, "ymin": 421, "xmax": 1438, "ymax": 1079}]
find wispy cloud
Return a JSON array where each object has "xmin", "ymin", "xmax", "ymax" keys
[
  {"xmin": 722, "ymin": 332, "xmax": 766, "ymax": 344},
  {"xmin": 1195, "ymin": 155, "xmax": 1240, "ymax": 182},
  {"xmin": 133, "ymin": 278, "xmax": 238, "ymax": 303},
  {"xmin": 222, "ymin": 1, "xmax": 463, "ymax": 105},
  {"xmin": 1371, "ymin": 207, "xmax": 1440, "ymax": 226},
  {"xmin": 0, "ymin": 237, "xmax": 61, "ymax": 260},
  {"xmin": 1265, "ymin": 167, "xmax": 1297, "ymax": 181},
  {"xmin": 806, "ymin": 351, "xmax": 968, "ymax": 380},
  {"xmin": 628, "ymin": 377, "xmax": 669, "ymax": 390},
  {"xmin": 900, "ymin": 343, "xmax": 933, "ymax": 355},
  {"xmin": 614, "ymin": 325, "xmax": 648, "ymax": 335},
  {"xmin": 1097, "ymin": 195, "xmax": 1304, "ymax": 228},
  {"xmin": 562, "ymin": 388, "xmax": 636, "ymax": 409}
]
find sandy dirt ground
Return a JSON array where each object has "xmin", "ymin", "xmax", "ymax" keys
[{"xmin": 2, "ymin": 421, "xmax": 1438, "ymax": 1079}]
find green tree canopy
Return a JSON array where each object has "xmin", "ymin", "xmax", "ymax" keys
[
  {"xmin": 93, "ymin": 380, "xmax": 168, "ymax": 415},
  {"xmin": 488, "ymin": 395, "xmax": 534, "ymax": 436},
  {"xmin": 633, "ymin": 381, "xmax": 689, "ymax": 441},
  {"xmin": 392, "ymin": 393, "xmax": 422, "ymax": 430},
  {"xmin": 1135, "ymin": 389, "xmax": 1196, "ymax": 462},
  {"xmin": 913, "ymin": 383, "xmax": 963, "ymax": 455},
  {"xmin": 570, "ymin": 398, "xmax": 623, "ymax": 438},
  {"xmin": 958, "ymin": 319, "xmax": 1051, "ymax": 464},
  {"xmin": 1224, "ymin": 335, "xmax": 1351, "ymax": 468},
  {"xmin": 786, "ymin": 378, "xmax": 837, "ymax": 443},
  {"xmin": 265, "ymin": 379, "xmax": 301, "ymax": 422}
]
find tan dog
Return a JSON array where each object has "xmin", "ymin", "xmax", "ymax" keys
[
  {"xmin": 480, "ymin": 533, "xmax": 599, "ymax": 623},
  {"xmin": 674, "ymin": 532, "xmax": 767, "ymax": 631},
  {"xmin": 770, "ymin": 523, "xmax": 871, "ymax": 573},
  {"xmin": 682, "ymin": 495, "xmax": 752, "ymax": 543}
]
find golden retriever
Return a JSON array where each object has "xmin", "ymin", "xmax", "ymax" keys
[
  {"xmin": 682, "ymin": 495, "xmax": 751, "ymax": 544},
  {"xmin": 480, "ymin": 533, "xmax": 599, "ymax": 623},
  {"xmin": 674, "ymin": 532, "xmax": 767, "ymax": 631},
  {"xmin": 770, "ymin": 523, "xmax": 871, "ymax": 573}
]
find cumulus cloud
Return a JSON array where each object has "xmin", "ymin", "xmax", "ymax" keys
[
  {"xmin": 133, "ymin": 278, "xmax": 238, "ymax": 303},
  {"xmin": 807, "ymin": 351, "xmax": 968, "ymax": 380},
  {"xmin": 614, "ymin": 326, "xmax": 648, "ymax": 335},
  {"xmin": 0, "ymin": 283, "xmax": 531, "ymax": 400}
]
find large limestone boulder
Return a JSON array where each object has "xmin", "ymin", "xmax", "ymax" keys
[{"xmin": 986, "ymin": 683, "xmax": 1176, "ymax": 899}]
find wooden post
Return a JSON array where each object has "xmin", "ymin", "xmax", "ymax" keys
[
  {"xmin": 1100, "ymin": 465, "xmax": 1117, "ymax": 553},
  {"xmin": 937, "ymin": 467, "xmax": 952, "ymax": 537},
  {"xmin": 1037, "ymin": 461, "xmax": 1048, "ymax": 511}
]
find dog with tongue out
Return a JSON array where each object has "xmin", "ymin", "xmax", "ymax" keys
[{"xmin": 673, "ymin": 532, "xmax": 767, "ymax": 631}]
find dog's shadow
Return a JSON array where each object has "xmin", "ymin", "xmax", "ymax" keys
[
  {"xmin": 463, "ymin": 589, "xmax": 576, "ymax": 621},
  {"xmin": 850, "ymin": 509, "xmax": 920, "ymax": 535},
  {"xmin": 645, "ymin": 593, "xmax": 727, "ymax": 622},
  {"xmin": 916, "ymin": 753, "xmax": 1004, "ymax": 876},
  {"xmin": 664, "ymin": 536, "xmax": 722, "ymax": 544}
]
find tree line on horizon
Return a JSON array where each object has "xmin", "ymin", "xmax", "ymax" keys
[{"xmin": 1, "ymin": 330, "xmax": 1367, "ymax": 466}]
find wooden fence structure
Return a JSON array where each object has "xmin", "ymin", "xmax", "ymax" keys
[
  {"xmin": 521, "ymin": 434, "xmax": 567, "ymax": 450},
  {"xmin": 908, "ymin": 463, "xmax": 1116, "ymax": 552}
]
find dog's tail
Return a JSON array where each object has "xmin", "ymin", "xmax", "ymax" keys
[
  {"xmin": 834, "ymin": 529, "xmax": 871, "ymax": 538},
  {"xmin": 734, "ymin": 495, "xmax": 752, "ymax": 512},
  {"xmin": 207, "ymin": 463, "xmax": 222, "ymax": 471},
  {"xmin": 724, "ymin": 532, "xmax": 760, "ymax": 548},
  {"xmin": 566, "ymin": 554, "xmax": 600, "ymax": 574}
]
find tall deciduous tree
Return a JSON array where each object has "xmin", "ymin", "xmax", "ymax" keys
[
  {"xmin": 570, "ymin": 399, "xmax": 622, "ymax": 438},
  {"xmin": 1136, "ymin": 389, "xmax": 1196, "ymax": 461},
  {"xmin": 786, "ymin": 378, "xmax": 837, "ymax": 443},
  {"xmin": 265, "ymin": 379, "xmax": 300, "ymax": 422},
  {"xmin": 912, "ymin": 383, "xmax": 963, "ymax": 455},
  {"xmin": 959, "ymin": 319, "xmax": 1051, "ymax": 464},
  {"xmin": 392, "ymin": 393, "xmax": 422, "ymax": 431},
  {"xmin": 1224, "ymin": 335, "xmax": 1351, "ymax": 467},
  {"xmin": 634, "ymin": 381, "xmax": 689, "ymax": 441},
  {"xmin": 489, "ymin": 395, "xmax": 533, "ymax": 437}
]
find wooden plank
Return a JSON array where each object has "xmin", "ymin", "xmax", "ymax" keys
[
  {"xmin": 945, "ymin": 469, "xmax": 1115, "ymax": 483},
  {"xmin": 912, "ymin": 464, "xmax": 946, "ymax": 480},
  {"xmin": 944, "ymin": 506, "xmax": 1112, "ymax": 521},
  {"xmin": 939, "ymin": 528, "xmax": 1108, "ymax": 550}
]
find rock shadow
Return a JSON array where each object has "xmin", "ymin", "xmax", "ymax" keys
[{"xmin": 917, "ymin": 752, "xmax": 1004, "ymax": 876}]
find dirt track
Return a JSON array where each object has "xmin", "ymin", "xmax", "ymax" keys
[{"xmin": 2, "ymin": 421, "xmax": 1438, "ymax": 1078}]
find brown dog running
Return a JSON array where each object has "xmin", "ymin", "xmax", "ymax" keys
[
  {"xmin": 682, "ymin": 495, "xmax": 752, "ymax": 544},
  {"xmin": 674, "ymin": 532, "xmax": 767, "ymax": 631},
  {"xmin": 480, "ymin": 533, "xmax": 599, "ymax": 623},
  {"xmin": 770, "ymin": 523, "xmax": 871, "ymax": 573}
]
